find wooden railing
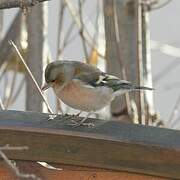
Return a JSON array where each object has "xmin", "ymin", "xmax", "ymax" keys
[{"xmin": 0, "ymin": 110, "xmax": 180, "ymax": 179}]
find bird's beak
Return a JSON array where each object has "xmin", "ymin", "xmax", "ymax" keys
[{"xmin": 41, "ymin": 83, "xmax": 52, "ymax": 91}]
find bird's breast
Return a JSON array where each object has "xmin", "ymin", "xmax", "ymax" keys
[{"xmin": 53, "ymin": 80, "xmax": 113, "ymax": 112}]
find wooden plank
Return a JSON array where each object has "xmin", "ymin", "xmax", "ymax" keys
[
  {"xmin": 0, "ymin": 110, "xmax": 180, "ymax": 178},
  {"xmin": 0, "ymin": 160, "xmax": 168, "ymax": 180}
]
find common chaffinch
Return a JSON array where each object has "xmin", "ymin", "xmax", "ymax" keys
[{"xmin": 42, "ymin": 60, "xmax": 153, "ymax": 126}]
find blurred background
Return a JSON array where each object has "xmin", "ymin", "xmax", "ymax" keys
[{"xmin": 0, "ymin": 0, "xmax": 179, "ymax": 129}]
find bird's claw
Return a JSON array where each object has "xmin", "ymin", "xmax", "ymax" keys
[
  {"xmin": 68, "ymin": 120, "xmax": 94, "ymax": 127},
  {"xmin": 48, "ymin": 114, "xmax": 57, "ymax": 121},
  {"xmin": 64, "ymin": 112, "xmax": 82, "ymax": 117}
]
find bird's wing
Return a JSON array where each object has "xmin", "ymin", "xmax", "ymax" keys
[
  {"xmin": 95, "ymin": 75, "xmax": 153, "ymax": 91},
  {"xmin": 73, "ymin": 71, "xmax": 105, "ymax": 88},
  {"xmin": 74, "ymin": 71, "xmax": 153, "ymax": 91},
  {"xmin": 95, "ymin": 75, "xmax": 133, "ymax": 91},
  {"xmin": 73, "ymin": 71, "xmax": 131, "ymax": 90}
]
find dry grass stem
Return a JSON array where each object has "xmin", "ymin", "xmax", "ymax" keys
[
  {"xmin": 9, "ymin": 40, "xmax": 53, "ymax": 114},
  {"xmin": 0, "ymin": 97, "xmax": 4, "ymax": 110}
]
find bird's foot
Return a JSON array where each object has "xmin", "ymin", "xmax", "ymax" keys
[
  {"xmin": 74, "ymin": 111, "xmax": 82, "ymax": 117},
  {"xmin": 48, "ymin": 114, "xmax": 57, "ymax": 121},
  {"xmin": 68, "ymin": 115, "xmax": 94, "ymax": 127},
  {"xmin": 68, "ymin": 120, "xmax": 95, "ymax": 127},
  {"xmin": 64, "ymin": 111, "xmax": 82, "ymax": 117}
]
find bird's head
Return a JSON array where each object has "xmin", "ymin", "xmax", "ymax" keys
[
  {"xmin": 41, "ymin": 60, "xmax": 98, "ymax": 91},
  {"xmin": 41, "ymin": 61, "xmax": 67, "ymax": 91}
]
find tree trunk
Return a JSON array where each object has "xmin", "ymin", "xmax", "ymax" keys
[{"xmin": 26, "ymin": 3, "xmax": 48, "ymax": 112}]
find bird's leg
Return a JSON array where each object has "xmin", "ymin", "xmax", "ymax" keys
[
  {"xmin": 68, "ymin": 112, "xmax": 95, "ymax": 127},
  {"xmin": 64, "ymin": 111, "xmax": 82, "ymax": 117},
  {"xmin": 71, "ymin": 111, "xmax": 82, "ymax": 117},
  {"xmin": 48, "ymin": 114, "xmax": 57, "ymax": 120},
  {"xmin": 75, "ymin": 111, "xmax": 82, "ymax": 116}
]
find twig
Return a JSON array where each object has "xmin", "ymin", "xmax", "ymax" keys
[
  {"xmin": 9, "ymin": 76, "xmax": 25, "ymax": 106},
  {"xmin": 142, "ymin": 0, "xmax": 173, "ymax": 11},
  {"xmin": 56, "ymin": 0, "xmax": 65, "ymax": 59},
  {"xmin": 64, "ymin": 0, "xmax": 104, "ymax": 59},
  {"xmin": 151, "ymin": 40, "xmax": 180, "ymax": 58},
  {"xmin": 0, "ymin": 145, "xmax": 40, "ymax": 179},
  {"xmin": 0, "ymin": 61, "xmax": 9, "ymax": 82},
  {"xmin": 168, "ymin": 93, "xmax": 180, "ymax": 125},
  {"xmin": 78, "ymin": 0, "xmax": 89, "ymax": 63},
  {"xmin": 56, "ymin": 22, "xmax": 77, "ymax": 58},
  {"xmin": 151, "ymin": 0, "xmax": 173, "ymax": 10},
  {"xmin": 0, "ymin": 144, "xmax": 28, "ymax": 151},
  {"xmin": 4, "ymin": 63, "xmax": 18, "ymax": 108},
  {"xmin": 56, "ymin": 0, "xmax": 65, "ymax": 114},
  {"xmin": 89, "ymin": 0, "xmax": 100, "ymax": 65},
  {"xmin": 9, "ymin": 40, "xmax": 53, "ymax": 114},
  {"xmin": 0, "ymin": 0, "xmax": 50, "ymax": 10},
  {"xmin": 63, "ymin": 21, "xmax": 76, "ymax": 46},
  {"xmin": 0, "ymin": 151, "xmax": 38, "ymax": 179},
  {"xmin": 0, "ymin": 97, "xmax": 4, "ymax": 110},
  {"xmin": 3, "ymin": 71, "xmax": 9, "ymax": 105}
]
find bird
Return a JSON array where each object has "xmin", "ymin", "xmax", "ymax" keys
[{"xmin": 42, "ymin": 60, "xmax": 153, "ymax": 126}]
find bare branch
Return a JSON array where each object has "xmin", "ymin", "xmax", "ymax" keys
[{"xmin": 0, "ymin": 0, "xmax": 50, "ymax": 10}]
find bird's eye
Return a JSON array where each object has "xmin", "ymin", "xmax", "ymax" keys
[{"xmin": 51, "ymin": 80, "xmax": 55, "ymax": 82}]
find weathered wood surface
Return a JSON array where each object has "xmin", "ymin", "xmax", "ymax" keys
[
  {"xmin": 0, "ymin": 161, "xmax": 168, "ymax": 180},
  {"xmin": 0, "ymin": 110, "xmax": 180, "ymax": 179}
]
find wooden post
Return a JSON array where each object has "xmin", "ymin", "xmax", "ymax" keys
[{"xmin": 26, "ymin": 3, "xmax": 47, "ymax": 112}]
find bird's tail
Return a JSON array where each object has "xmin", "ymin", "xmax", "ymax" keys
[
  {"xmin": 133, "ymin": 85, "xmax": 154, "ymax": 91},
  {"xmin": 99, "ymin": 75, "xmax": 154, "ymax": 95},
  {"xmin": 112, "ymin": 83, "xmax": 154, "ymax": 96}
]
